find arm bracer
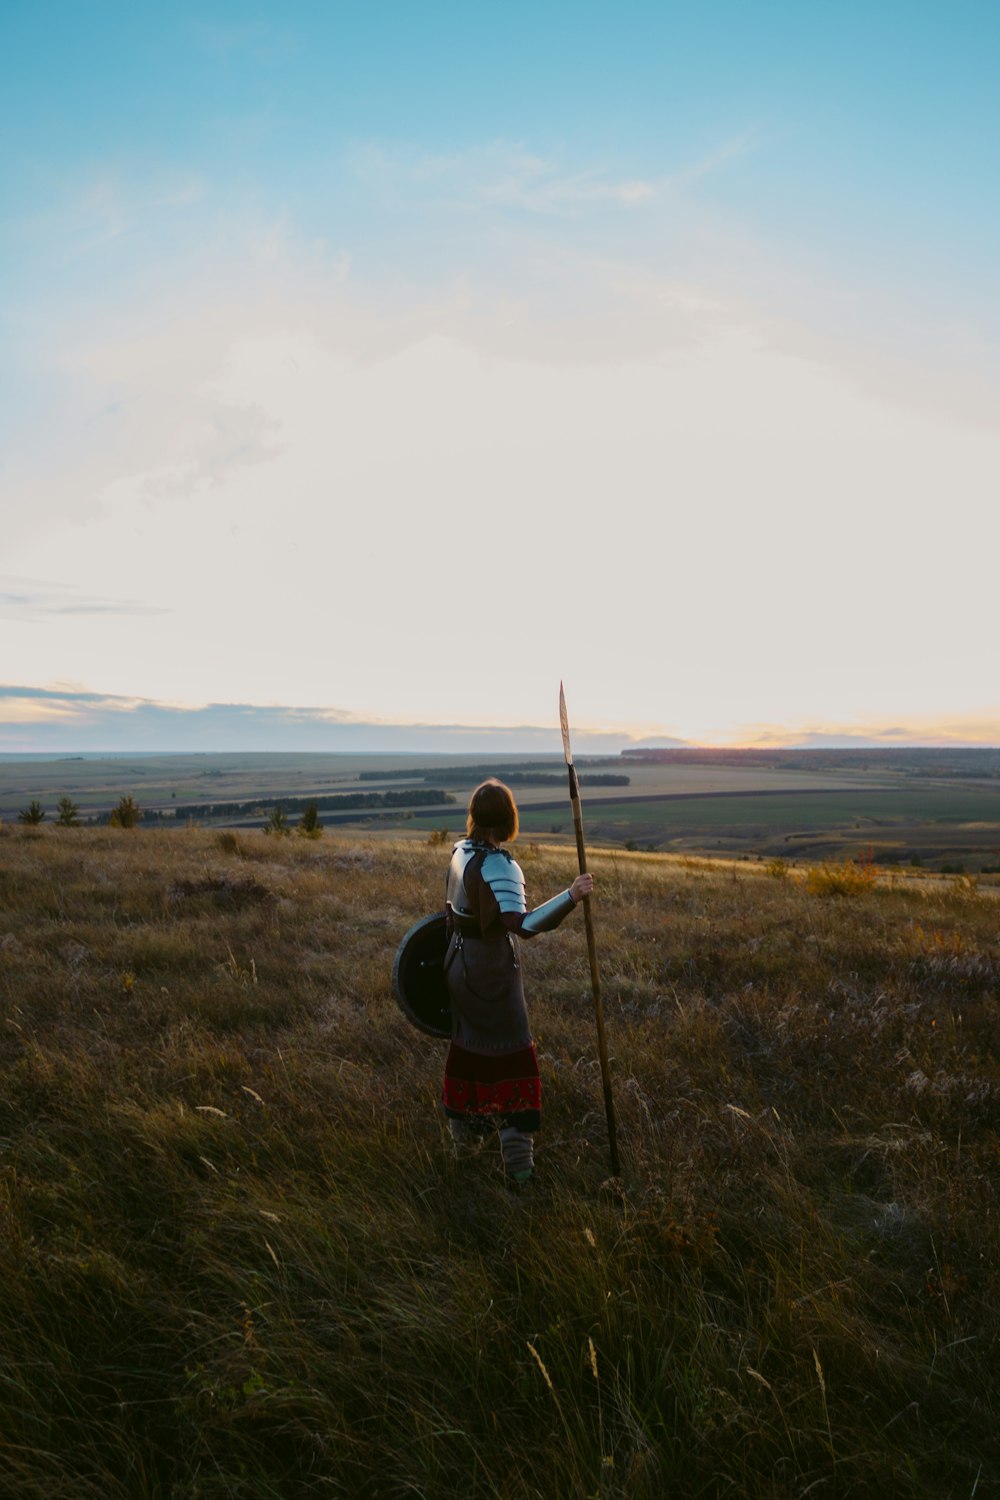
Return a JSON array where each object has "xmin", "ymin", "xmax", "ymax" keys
[{"xmin": 521, "ymin": 889, "xmax": 577, "ymax": 934}]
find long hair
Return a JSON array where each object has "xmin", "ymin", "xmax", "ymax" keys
[{"xmin": 467, "ymin": 778, "xmax": 519, "ymax": 844}]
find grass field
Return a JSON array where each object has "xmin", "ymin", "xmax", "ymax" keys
[{"xmin": 1, "ymin": 823, "xmax": 998, "ymax": 1496}]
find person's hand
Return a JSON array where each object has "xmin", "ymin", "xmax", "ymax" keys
[{"xmin": 570, "ymin": 873, "xmax": 594, "ymax": 903}]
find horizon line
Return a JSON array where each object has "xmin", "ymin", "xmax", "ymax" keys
[{"xmin": 1, "ymin": 684, "xmax": 999, "ymax": 753}]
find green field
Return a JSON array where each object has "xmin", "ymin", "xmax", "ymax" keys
[{"xmin": 514, "ymin": 786, "xmax": 1000, "ymax": 835}]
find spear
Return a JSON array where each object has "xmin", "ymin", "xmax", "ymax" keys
[{"xmin": 559, "ymin": 681, "xmax": 621, "ymax": 1177}]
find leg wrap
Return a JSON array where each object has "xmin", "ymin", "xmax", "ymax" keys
[{"xmin": 499, "ymin": 1124, "xmax": 534, "ymax": 1176}]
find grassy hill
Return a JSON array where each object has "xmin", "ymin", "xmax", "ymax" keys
[{"xmin": 0, "ymin": 825, "xmax": 998, "ymax": 1497}]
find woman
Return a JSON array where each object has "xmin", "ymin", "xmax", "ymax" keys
[{"xmin": 442, "ymin": 778, "xmax": 593, "ymax": 1186}]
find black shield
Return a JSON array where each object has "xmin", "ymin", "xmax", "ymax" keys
[{"xmin": 392, "ymin": 912, "xmax": 452, "ymax": 1038}]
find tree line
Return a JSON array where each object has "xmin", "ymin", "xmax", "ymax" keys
[
  {"xmin": 358, "ymin": 766, "xmax": 629, "ymax": 787},
  {"xmin": 162, "ymin": 788, "xmax": 455, "ymax": 820},
  {"xmin": 357, "ymin": 759, "xmax": 622, "ymax": 781}
]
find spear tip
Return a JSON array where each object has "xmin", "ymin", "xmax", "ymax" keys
[{"xmin": 558, "ymin": 681, "xmax": 573, "ymax": 765}]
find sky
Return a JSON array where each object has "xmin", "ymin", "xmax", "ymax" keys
[{"xmin": 2, "ymin": 0, "xmax": 999, "ymax": 752}]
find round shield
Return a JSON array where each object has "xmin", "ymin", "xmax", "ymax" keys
[{"xmin": 391, "ymin": 912, "xmax": 452, "ymax": 1038}]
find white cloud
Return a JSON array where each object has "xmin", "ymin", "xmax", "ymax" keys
[
  {"xmin": 349, "ymin": 133, "xmax": 755, "ymax": 218},
  {"xmin": 0, "ymin": 576, "xmax": 168, "ymax": 620},
  {"xmin": 6, "ymin": 296, "xmax": 998, "ymax": 739}
]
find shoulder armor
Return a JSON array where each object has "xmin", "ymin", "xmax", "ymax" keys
[
  {"xmin": 481, "ymin": 850, "xmax": 526, "ymax": 914},
  {"xmin": 445, "ymin": 840, "xmax": 479, "ymax": 915}
]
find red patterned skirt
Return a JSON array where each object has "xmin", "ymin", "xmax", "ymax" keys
[{"xmin": 443, "ymin": 1042, "xmax": 541, "ymax": 1133}]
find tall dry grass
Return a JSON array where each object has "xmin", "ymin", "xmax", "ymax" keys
[{"xmin": 0, "ymin": 826, "xmax": 998, "ymax": 1497}]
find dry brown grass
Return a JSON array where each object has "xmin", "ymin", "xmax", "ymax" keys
[{"xmin": 0, "ymin": 825, "xmax": 998, "ymax": 1497}]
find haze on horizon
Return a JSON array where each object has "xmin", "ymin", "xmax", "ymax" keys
[{"xmin": 3, "ymin": 1, "xmax": 998, "ymax": 753}]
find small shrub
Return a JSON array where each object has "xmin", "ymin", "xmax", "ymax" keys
[
  {"xmin": 426, "ymin": 827, "xmax": 451, "ymax": 847},
  {"xmin": 806, "ymin": 857, "xmax": 877, "ymax": 897},
  {"xmin": 297, "ymin": 802, "xmax": 322, "ymax": 839},
  {"xmin": 263, "ymin": 805, "xmax": 290, "ymax": 837},
  {"xmin": 110, "ymin": 795, "xmax": 142, "ymax": 829},
  {"xmin": 55, "ymin": 796, "xmax": 81, "ymax": 827},
  {"xmin": 18, "ymin": 800, "xmax": 45, "ymax": 825},
  {"xmin": 766, "ymin": 858, "xmax": 790, "ymax": 880}
]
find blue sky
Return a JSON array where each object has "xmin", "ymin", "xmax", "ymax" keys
[
  {"xmin": 5, "ymin": 3, "xmax": 998, "ymax": 320},
  {"xmin": 2, "ymin": 1, "xmax": 999, "ymax": 749}
]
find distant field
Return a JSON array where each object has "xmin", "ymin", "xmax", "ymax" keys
[
  {"xmin": 3, "ymin": 750, "xmax": 1000, "ymax": 871},
  {"xmin": 416, "ymin": 784, "xmax": 1000, "ymax": 869},
  {"xmin": 0, "ymin": 751, "xmax": 572, "ymax": 819},
  {"xmin": 0, "ymin": 751, "xmax": 886, "ymax": 815}
]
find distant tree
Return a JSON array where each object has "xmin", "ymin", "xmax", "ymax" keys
[
  {"xmin": 18, "ymin": 800, "xmax": 45, "ymax": 826},
  {"xmin": 297, "ymin": 801, "xmax": 322, "ymax": 838},
  {"xmin": 264, "ymin": 805, "xmax": 290, "ymax": 837},
  {"xmin": 109, "ymin": 795, "xmax": 142, "ymax": 829},
  {"xmin": 55, "ymin": 797, "xmax": 80, "ymax": 827}
]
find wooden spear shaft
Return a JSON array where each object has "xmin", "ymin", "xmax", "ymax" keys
[{"xmin": 559, "ymin": 682, "xmax": 621, "ymax": 1177}]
